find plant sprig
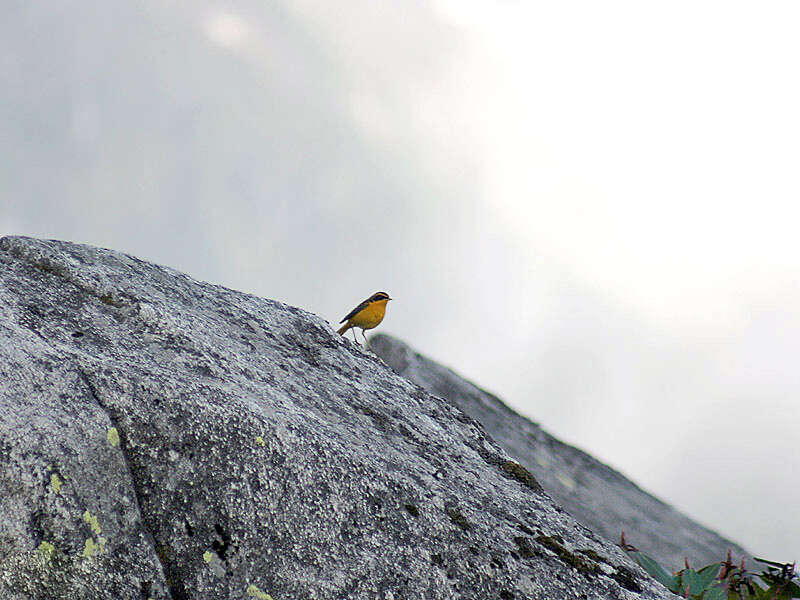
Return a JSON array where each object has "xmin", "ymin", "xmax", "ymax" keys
[{"xmin": 620, "ymin": 532, "xmax": 799, "ymax": 600}]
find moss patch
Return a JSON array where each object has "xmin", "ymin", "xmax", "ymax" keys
[
  {"xmin": 577, "ymin": 548, "xmax": 607, "ymax": 564},
  {"xmin": 255, "ymin": 436, "xmax": 266, "ymax": 447},
  {"xmin": 610, "ymin": 566, "xmax": 642, "ymax": 592},
  {"xmin": 445, "ymin": 507, "xmax": 471, "ymax": 531},
  {"xmin": 528, "ymin": 533, "xmax": 638, "ymax": 589},
  {"xmin": 512, "ymin": 536, "xmax": 538, "ymax": 559},
  {"xmin": 32, "ymin": 260, "xmax": 67, "ymax": 277},
  {"xmin": 517, "ymin": 523, "xmax": 534, "ymax": 536},
  {"xmin": 98, "ymin": 292, "xmax": 124, "ymax": 307},
  {"xmin": 500, "ymin": 460, "xmax": 543, "ymax": 493},
  {"xmin": 534, "ymin": 535, "xmax": 603, "ymax": 577},
  {"xmin": 50, "ymin": 473, "xmax": 63, "ymax": 494}
]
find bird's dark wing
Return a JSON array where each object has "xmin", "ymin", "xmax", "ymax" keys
[{"xmin": 339, "ymin": 298, "xmax": 371, "ymax": 323}]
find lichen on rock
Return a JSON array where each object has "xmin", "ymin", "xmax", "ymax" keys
[{"xmin": 0, "ymin": 236, "xmax": 677, "ymax": 600}]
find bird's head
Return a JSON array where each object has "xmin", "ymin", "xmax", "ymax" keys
[{"xmin": 370, "ymin": 291, "xmax": 391, "ymax": 303}]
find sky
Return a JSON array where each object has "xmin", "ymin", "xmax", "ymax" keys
[{"xmin": 2, "ymin": 0, "xmax": 798, "ymax": 563}]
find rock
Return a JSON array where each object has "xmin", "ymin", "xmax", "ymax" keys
[
  {"xmin": 370, "ymin": 333, "xmax": 750, "ymax": 569},
  {"xmin": 0, "ymin": 236, "xmax": 676, "ymax": 599}
]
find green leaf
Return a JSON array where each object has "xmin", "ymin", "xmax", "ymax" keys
[
  {"xmin": 785, "ymin": 581, "xmax": 800, "ymax": 598},
  {"xmin": 683, "ymin": 563, "xmax": 720, "ymax": 595},
  {"xmin": 754, "ymin": 585, "xmax": 776, "ymax": 600},
  {"xmin": 630, "ymin": 551, "xmax": 681, "ymax": 592},
  {"xmin": 763, "ymin": 581, "xmax": 800, "ymax": 600},
  {"xmin": 754, "ymin": 557, "xmax": 789, "ymax": 569},
  {"xmin": 701, "ymin": 585, "xmax": 728, "ymax": 600}
]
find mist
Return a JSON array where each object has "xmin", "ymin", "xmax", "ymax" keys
[{"xmin": 2, "ymin": 0, "xmax": 798, "ymax": 562}]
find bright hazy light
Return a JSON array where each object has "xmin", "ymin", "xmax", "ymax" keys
[
  {"xmin": 2, "ymin": 0, "xmax": 798, "ymax": 563},
  {"xmin": 437, "ymin": 0, "xmax": 800, "ymax": 330}
]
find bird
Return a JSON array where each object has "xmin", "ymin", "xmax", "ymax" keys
[{"xmin": 337, "ymin": 291, "xmax": 392, "ymax": 344}]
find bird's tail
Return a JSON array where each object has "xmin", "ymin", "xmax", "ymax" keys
[{"xmin": 337, "ymin": 322, "xmax": 351, "ymax": 336}]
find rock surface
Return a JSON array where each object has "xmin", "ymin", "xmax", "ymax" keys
[
  {"xmin": 370, "ymin": 333, "xmax": 750, "ymax": 569},
  {"xmin": 0, "ymin": 236, "xmax": 679, "ymax": 599}
]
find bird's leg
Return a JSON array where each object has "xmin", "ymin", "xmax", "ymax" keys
[{"xmin": 351, "ymin": 329, "xmax": 358, "ymax": 343}]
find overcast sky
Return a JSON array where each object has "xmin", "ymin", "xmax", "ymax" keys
[{"xmin": 2, "ymin": 0, "xmax": 798, "ymax": 563}]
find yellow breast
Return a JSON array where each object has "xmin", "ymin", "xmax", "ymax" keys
[{"xmin": 348, "ymin": 299, "xmax": 388, "ymax": 330}]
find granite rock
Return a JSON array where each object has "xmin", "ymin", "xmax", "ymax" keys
[
  {"xmin": 370, "ymin": 333, "xmax": 749, "ymax": 569},
  {"xmin": 0, "ymin": 236, "xmax": 677, "ymax": 599}
]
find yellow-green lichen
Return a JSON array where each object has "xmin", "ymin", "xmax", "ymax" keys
[
  {"xmin": 81, "ymin": 537, "xmax": 99, "ymax": 558},
  {"xmin": 107, "ymin": 427, "xmax": 120, "ymax": 447},
  {"xmin": 255, "ymin": 436, "xmax": 266, "ymax": 447},
  {"xmin": 203, "ymin": 551, "xmax": 213, "ymax": 563},
  {"xmin": 246, "ymin": 584, "xmax": 273, "ymax": 599},
  {"xmin": 38, "ymin": 541, "xmax": 56, "ymax": 558},
  {"xmin": 83, "ymin": 510, "xmax": 101, "ymax": 534},
  {"xmin": 50, "ymin": 473, "xmax": 63, "ymax": 494}
]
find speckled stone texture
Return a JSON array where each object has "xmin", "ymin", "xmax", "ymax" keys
[
  {"xmin": 0, "ymin": 236, "xmax": 678, "ymax": 600},
  {"xmin": 370, "ymin": 333, "xmax": 750, "ymax": 569}
]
